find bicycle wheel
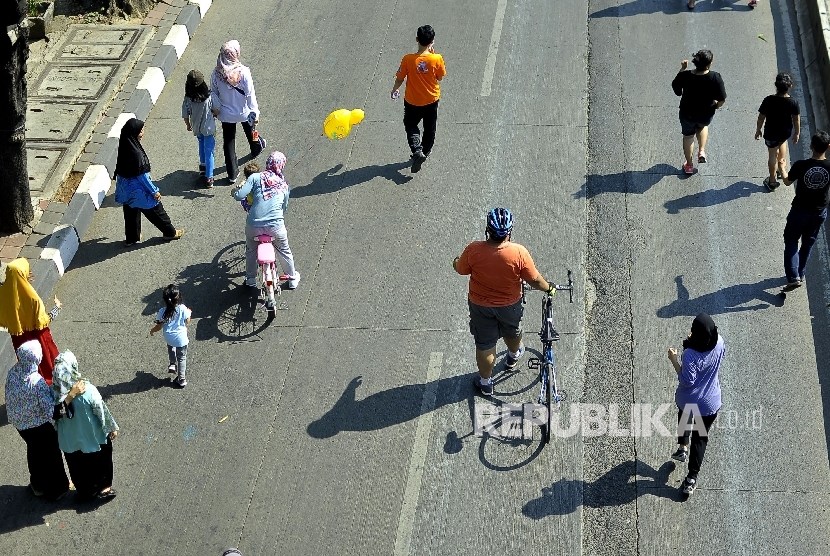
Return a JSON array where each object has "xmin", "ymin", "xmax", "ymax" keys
[
  {"xmin": 545, "ymin": 365, "xmax": 554, "ymax": 443},
  {"xmin": 544, "ymin": 364, "xmax": 552, "ymax": 444},
  {"xmin": 264, "ymin": 263, "xmax": 277, "ymax": 313},
  {"xmin": 538, "ymin": 363, "xmax": 550, "ymax": 445}
]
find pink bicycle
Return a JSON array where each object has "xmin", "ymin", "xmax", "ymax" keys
[{"xmin": 256, "ymin": 234, "xmax": 289, "ymax": 314}]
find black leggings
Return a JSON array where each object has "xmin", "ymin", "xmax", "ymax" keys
[
  {"xmin": 677, "ymin": 408, "xmax": 718, "ymax": 479},
  {"xmin": 122, "ymin": 203, "xmax": 176, "ymax": 242},
  {"xmin": 222, "ymin": 120, "xmax": 262, "ymax": 179}
]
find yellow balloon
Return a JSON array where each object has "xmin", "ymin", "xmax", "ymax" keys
[{"xmin": 323, "ymin": 108, "xmax": 364, "ymax": 140}]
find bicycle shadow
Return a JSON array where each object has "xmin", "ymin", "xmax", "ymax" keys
[
  {"xmin": 521, "ymin": 460, "xmax": 682, "ymax": 518},
  {"xmin": 656, "ymin": 275, "xmax": 786, "ymax": 318},
  {"xmin": 291, "ymin": 161, "xmax": 413, "ymax": 198},
  {"xmin": 139, "ymin": 241, "xmax": 276, "ymax": 342}
]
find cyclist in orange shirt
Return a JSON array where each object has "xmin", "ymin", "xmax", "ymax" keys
[
  {"xmin": 453, "ymin": 208, "xmax": 554, "ymax": 396},
  {"xmin": 391, "ymin": 25, "xmax": 446, "ymax": 174}
]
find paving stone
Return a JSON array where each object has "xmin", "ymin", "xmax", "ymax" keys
[
  {"xmin": 18, "ymin": 245, "xmax": 43, "ymax": 260},
  {"xmin": 45, "ymin": 201, "xmax": 68, "ymax": 215},
  {"xmin": 39, "ymin": 210, "xmax": 62, "ymax": 225},
  {"xmin": 33, "ymin": 222, "xmax": 56, "ymax": 236},
  {"xmin": 25, "ymin": 233, "xmax": 49, "ymax": 247}
]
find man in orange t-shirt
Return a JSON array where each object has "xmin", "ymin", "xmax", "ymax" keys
[
  {"xmin": 453, "ymin": 208, "xmax": 553, "ymax": 396},
  {"xmin": 391, "ymin": 25, "xmax": 446, "ymax": 173}
]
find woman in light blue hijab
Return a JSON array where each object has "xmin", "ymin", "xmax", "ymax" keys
[{"xmin": 52, "ymin": 350, "xmax": 119, "ymax": 502}]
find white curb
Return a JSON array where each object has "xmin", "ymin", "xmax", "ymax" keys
[
  {"xmin": 76, "ymin": 164, "xmax": 112, "ymax": 209},
  {"xmin": 137, "ymin": 67, "xmax": 166, "ymax": 104},
  {"xmin": 108, "ymin": 112, "xmax": 137, "ymax": 139},
  {"xmin": 40, "ymin": 225, "xmax": 80, "ymax": 276},
  {"xmin": 163, "ymin": 25, "xmax": 190, "ymax": 59}
]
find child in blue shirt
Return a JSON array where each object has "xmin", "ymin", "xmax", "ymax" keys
[{"xmin": 150, "ymin": 284, "xmax": 192, "ymax": 387}]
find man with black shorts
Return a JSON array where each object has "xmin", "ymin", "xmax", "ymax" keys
[
  {"xmin": 781, "ymin": 131, "xmax": 830, "ymax": 290},
  {"xmin": 453, "ymin": 208, "xmax": 553, "ymax": 396},
  {"xmin": 755, "ymin": 72, "xmax": 801, "ymax": 191},
  {"xmin": 671, "ymin": 50, "xmax": 727, "ymax": 175}
]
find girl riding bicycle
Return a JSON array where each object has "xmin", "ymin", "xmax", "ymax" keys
[{"xmin": 231, "ymin": 153, "xmax": 300, "ymax": 290}]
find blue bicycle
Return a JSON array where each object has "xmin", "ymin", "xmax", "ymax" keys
[{"xmin": 526, "ymin": 270, "xmax": 573, "ymax": 444}]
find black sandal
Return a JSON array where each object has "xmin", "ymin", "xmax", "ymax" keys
[{"xmin": 95, "ymin": 488, "xmax": 117, "ymax": 501}]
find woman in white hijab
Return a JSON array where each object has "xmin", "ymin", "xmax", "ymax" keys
[{"xmin": 210, "ymin": 39, "xmax": 265, "ymax": 183}]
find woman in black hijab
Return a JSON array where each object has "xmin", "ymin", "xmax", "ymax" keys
[
  {"xmin": 114, "ymin": 118, "xmax": 183, "ymax": 246},
  {"xmin": 667, "ymin": 312, "xmax": 724, "ymax": 496}
]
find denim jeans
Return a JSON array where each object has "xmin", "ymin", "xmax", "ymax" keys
[
  {"xmin": 197, "ymin": 134, "xmax": 215, "ymax": 178},
  {"xmin": 245, "ymin": 222, "xmax": 298, "ymax": 287},
  {"xmin": 783, "ymin": 206, "xmax": 828, "ymax": 282},
  {"xmin": 167, "ymin": 344, "xmax": 187, "ymax": 380}
]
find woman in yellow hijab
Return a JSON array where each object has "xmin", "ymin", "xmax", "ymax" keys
[{"xmin": 0, "ymin": 258, "xmax": 62, "ymax": 385}]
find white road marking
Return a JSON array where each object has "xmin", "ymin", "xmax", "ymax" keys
[
  {"xmin": 481, "ymin": 0, "xmax": 509, "ymax": 97},
  {"xmin": 393, "ymin": 352, "xmax": 442, "ymax": 556}
]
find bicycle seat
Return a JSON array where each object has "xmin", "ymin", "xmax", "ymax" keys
[{"xmin": 257, "ymin": 242, "xmax": 276, "ymax": 264}]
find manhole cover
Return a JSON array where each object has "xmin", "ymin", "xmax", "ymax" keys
[
  {"xmin": 27, "ymin": 148, "xmax": 66, "ymax": 194},
  {"xmin": 34, "ymin": 65, "xmax": 116, "ymax": 99},
  {"xmin": 26, "ymin": 101, "xmax": 94, "ymax": 142}
]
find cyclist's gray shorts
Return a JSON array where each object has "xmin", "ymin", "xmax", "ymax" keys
[{"xmin": 468, "ymin": 299, "xmax": 523, "ymax": 350}]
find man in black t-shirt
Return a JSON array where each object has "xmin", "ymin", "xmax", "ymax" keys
[
  {"xmin": 671, "ymin": 50, "xmax": 727, "ymax": 175},
  {"xmin": 755, "ymin": 73, "xmax": 801, "ymax": 191},
  {"xmin": 780, "ymin": 131, "xmax": 830, "ymax": 289}
]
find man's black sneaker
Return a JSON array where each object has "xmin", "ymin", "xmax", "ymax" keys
[
  {"xmin": 763, "ymin": 177, "xmax": 779, "ymax": 191},
  {"xmin": 411, "ymin": 150, "xmax": 427, "ymax": 173},
  {"xmin": 474, "ymin": 376, "xmax": 493, "ymax": 396},
  {"xmin": 671, "ymin": 447, "xmax": 688, "ymax": 463}
]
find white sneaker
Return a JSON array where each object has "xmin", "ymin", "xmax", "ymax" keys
[{"xmin": 287, "ymin": 272, "xmax": 300, "ymax": 290}]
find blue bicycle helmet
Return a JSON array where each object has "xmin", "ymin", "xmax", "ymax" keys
[{"xmin": 486, "ymin": 207, "xmax": 513, "ymax": 238}]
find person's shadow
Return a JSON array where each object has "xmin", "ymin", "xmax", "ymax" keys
[
  {"xmin": 591, "ymin": 0, "xmax": 746, "ymax": 18},
  {"xmin": 657, "ymin": 275, "xmax": 785, "ymax": 318},
  {"xmin": 522, "ymin": 460, "xmax": 682, "ymax": 518},
  {"xmin": 153, "ymin": 169, "xmax": 215, "ymax": 200},
  {"xmin": 0, "ymin": 485, "xmax": 66, "ymax": 533},
  {"xmin": 307, "ymin": 374, "xmax": 471, "ymax": 438},
  {"xmin": 574, "ymin": 164, "xmax": 677, "ymax": 199},
  {"xmin": 664, "ymin": 181, "xmax": 763, "ymax": 214},
  {"xmin": 291, "ymin": 161, "xmax": 413, "ymax": 198}
]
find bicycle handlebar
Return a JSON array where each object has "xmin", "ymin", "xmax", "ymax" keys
[{"xmin": 522, "ymin": 270, "xmax": 574, "ymax": 304}]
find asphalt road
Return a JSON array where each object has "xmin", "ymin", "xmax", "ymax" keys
[{"xmin": 2, "ymin": 0, "xmax": 830, "ymax": 554}]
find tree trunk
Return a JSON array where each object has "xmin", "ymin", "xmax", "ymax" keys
[
  {"xmin": 106, "ymin": 0, "xmax": 156, "ymax": 18},
  {"xmin": 0, "ymin": 1, "xmax": 34, "ymax": 233}
]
